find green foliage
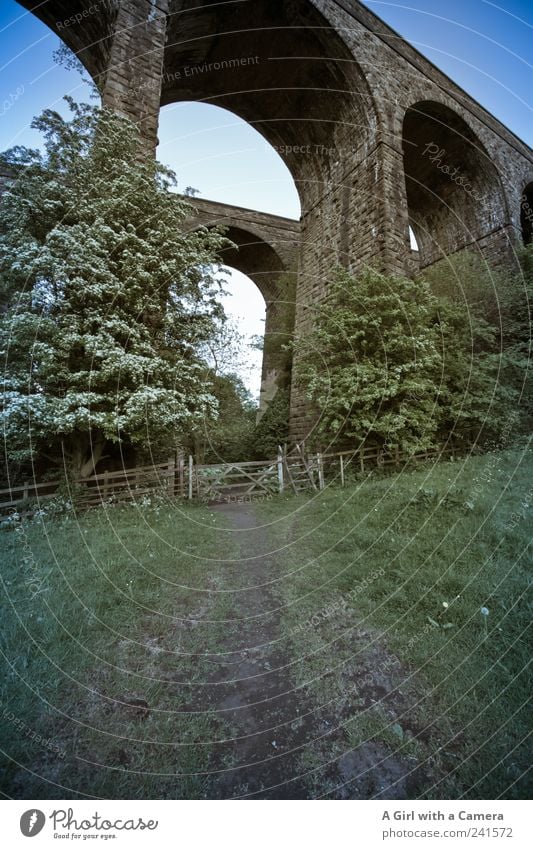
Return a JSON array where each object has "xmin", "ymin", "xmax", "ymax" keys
[
  {"xmin": 296, "ymin": 265, "xmax": 521, "ymax": 451},
  {"xmin": 0, "ymin": 99, "xmax": 231, "ymax": 477},
  {"xmin": 423, "ymin": 249, "xmax": 532, "ymax": 429},
  {"xmin": 497, "ymin": 246, "xmax": 533, "ymax": 417},
  {"xmin": 430, "ymin": 297, "xmax": 516, "ymax": 444},
  {"xmin": 195, "ymin": 372, "xmax": 257, "ymax": 462},
  {"xmin": 421, "ymin": 250, "xmax": 501, "ymax": 320},
  {"xmin": 250, "ymin": 388, "xmax": 290, "ymax": 459},
  {"xmin": 296, "ymin": 268, "xmax": 442, "ymax": 452},
  {"xmin": 422, "ymin": 247, "xmax": 532, "ymax": 356}
]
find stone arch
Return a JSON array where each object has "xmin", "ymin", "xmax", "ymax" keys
[
  {"xmin": 16, "ymin": 0, "xmax": 532, "ymax": 444},
  {"xmin": 215, "ymin": 225, "xmax": 297, "ymax": 411},
  {"xmin": 402, "ymin": 100, "xmax": 508, "ymax": 269},
  {"xmin": 16, "ymin": 1, "xmax": 117, "ymax": 87},
  {"xmin": 160, "ymin": 1, "xmax": 383, "ymax": 440},
  {"xmin": 185, "ymin": 200, "xmax": 300, "ymax": 411},
  {"xmin": 520, "ymin": 183, "xmax": 533, "ymax": 246},
  {"xmin": 161, "ymin": 1, "xmax": 378, "ymax": 213}
]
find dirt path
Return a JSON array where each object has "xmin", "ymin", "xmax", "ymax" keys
[{"xmin": 193, "ymin": 503, "xmax": 432, "ymax": 800}]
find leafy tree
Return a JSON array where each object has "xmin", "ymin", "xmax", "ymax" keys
[
  {"xmin": 422, "ymin": 249, "xmax": 532, "ymax": 428},
  {"xmin": 0, "ymin": 99, "xmax": 230, "ymax": 478},
  {"xmin": 250, "ymin": 388, "xmax": 290, "ymax": 459},
  {"xmin": 194, "ymin": 373, "xmax": 256, "ymax": 463},
  {"xmin": 198, "ymin": 311, "xmax": 254, "ymax": 383},
  {"xmin": 295, "ymin": 268, "xmax": 442, "ymax": 452},
  {"xmin": 430, "ymin": 298, "xmax": 516, "ymax": 446},
  {"xmin": 496, "ymin": 246, "xmax": 533, "ymax": 420},
  {"xmin": 421, "ymin": 251, "xmax": 501, "ymax": 324},
  {"xmin": 296, "ymin": 267, "xmax": 519, "ymax": 452}
]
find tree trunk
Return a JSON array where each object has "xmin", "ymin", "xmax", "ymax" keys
[
  {"xmin": 80, "ymin": 439, "xmax": 105, "ymax": 479},
  {"xmin": 66, "ymin": 434, "xmax": 105, "ymax": 479}
]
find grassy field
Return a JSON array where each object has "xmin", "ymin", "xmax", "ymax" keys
[
  {"xmin": 0, "ymin": 447, "xmax": 531, "ymax": 799},
  {"xmin": 253, "ymin": 446, "xmax": 532, "ymax": 799},
  {"xmin": 0, "ymin": 501, "xmax": 238, "ymax": 798}
]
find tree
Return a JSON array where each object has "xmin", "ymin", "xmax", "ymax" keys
[
  {"xmin": 194, "ymin": 373, "xmax": 256, "ymax": 463},
  {"xmin": 0, "ymin": 99, "xmax": 231, "ymax": 478},
  {"xmin": 250, "ymin": 388, "xmax": 290, "ymax": 459},
  {"xmin": 422, "ymin": 250, "xmax": 531, "ymax": 434},
  {"xmin": 295, "ymin": 268, "xmax": 442, "ymax": 452},
  {"xmin": 295, "ymin": 266, "xmax": 519, "ymax": 452},
  {"xmin": 429, "ymin": 297, "xmax": 516, "ymax": 446}
]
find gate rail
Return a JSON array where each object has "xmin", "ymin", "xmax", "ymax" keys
[{"xmin": 0, "ymin": 440, "xmax": 481, "ymax": 517}]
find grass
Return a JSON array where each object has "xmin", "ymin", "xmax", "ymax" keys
[
  {"xmin": 0, "ymin": 499, "xmax": 238, "ymax": 799},
  {"xmin": 251, "ymin": 446, "xmax": 532, "ymax": 799},
  {"xmin": 0, "ymin": 447, "xmax": 531, "ymax": 799}
]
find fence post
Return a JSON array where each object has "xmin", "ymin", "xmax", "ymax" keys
[
  {"xmin": 178, "ymin": 452, "xmax": 185, "ymax": 499},
  {"xmin": 103, "ymin": 470, "xmax": 109, "ymax": 501},
  {"xmin": 359, "ymin": 447, "xmax": 365, "ymax": 474},
  {"xmin": 317, "ymin": 453, "xmax": 325, "ymax": 490},
  {"xmin": 188, "ymin": 455, "xmax": 194, "ymax": 500},
  {"xmin": 167, "ymin": 455, "xmax": 176, "ymax": 495},
  {"xmin": 340, "ymin": 454, "xmax": 345, "ymax": 487},
  {"xmin": 277, "ymin": 446, "xmax": 284, "ymax": 494}
]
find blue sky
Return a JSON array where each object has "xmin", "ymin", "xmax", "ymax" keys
[{"xmin": 1, "ymin": 0, "xmax": 531, "ymax": 395}]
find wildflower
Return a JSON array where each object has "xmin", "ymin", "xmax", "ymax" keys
[{"xmin": 480, "ymin": 606, "xmax": 490, "ymax": 640}]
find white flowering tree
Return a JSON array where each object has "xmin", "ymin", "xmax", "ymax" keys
[{"xmin": 0, "ymin": 99, "xmax": 231, "ymax": 478}]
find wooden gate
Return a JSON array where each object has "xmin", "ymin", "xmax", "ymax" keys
[
  {"xmin": 195, "ymin": 460, "xmax": 280, "ymax": 502},
  {"xmin": 1, "ymin": 441, "xmax": 476, "ymax": 516}
]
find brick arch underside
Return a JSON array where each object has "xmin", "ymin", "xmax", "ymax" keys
[
  {"xmin": 402, "ymin": 100, "xmax": 508, "ymax": 269},
  {"xmin": 161, "ymin": 0, "xmax": 378, "ymax": 211},
  {"xmin": 215, "ymin": 227, "xmax": 286, "ymax": 301},
  {"xmin": 212, "ymin": 225, "xmax": 297, "ymax": 404},
  {"xmin": 15, "ymin": 0, "xmax": 117, "ymax": 84}
]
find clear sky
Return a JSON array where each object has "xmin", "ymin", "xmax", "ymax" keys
[{"xmin": 1, "ymin": 0, "xmax": 531, "ymax": 396}]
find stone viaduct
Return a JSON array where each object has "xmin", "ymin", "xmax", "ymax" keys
[
  {"xmin": 16, "ymin": 0, "xmax": 533, "ymax": 439},
  {"xmin": 186, "ymin": 198, "xmax": 300, "ymax": 411}
]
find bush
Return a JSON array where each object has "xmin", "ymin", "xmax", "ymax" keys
[
  {"xmin": 295, "ymin": 265, "xmax": 522, "ymax": 451},
  {"xmin": 250, "ymin": 389, "xmax": 290, "ymax": 459}
]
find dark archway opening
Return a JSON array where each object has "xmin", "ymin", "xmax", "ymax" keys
[{"xmin": 402, "ymin": 100, "xmax": 506, "ymax": 269}]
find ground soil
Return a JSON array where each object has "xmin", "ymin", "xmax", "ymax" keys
[{"xmin": 191, "ymin": 503, "xmax": 433, "ymax": 799}]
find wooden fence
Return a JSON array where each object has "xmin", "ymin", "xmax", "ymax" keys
[{"xmin": 0, "ymin": 440, "xmax": 476, "ymax": 517}]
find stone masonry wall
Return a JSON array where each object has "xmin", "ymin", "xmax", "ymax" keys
[{"xmin": 16, "ymin": 0, "xmax": 533, "ymax": 443}]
